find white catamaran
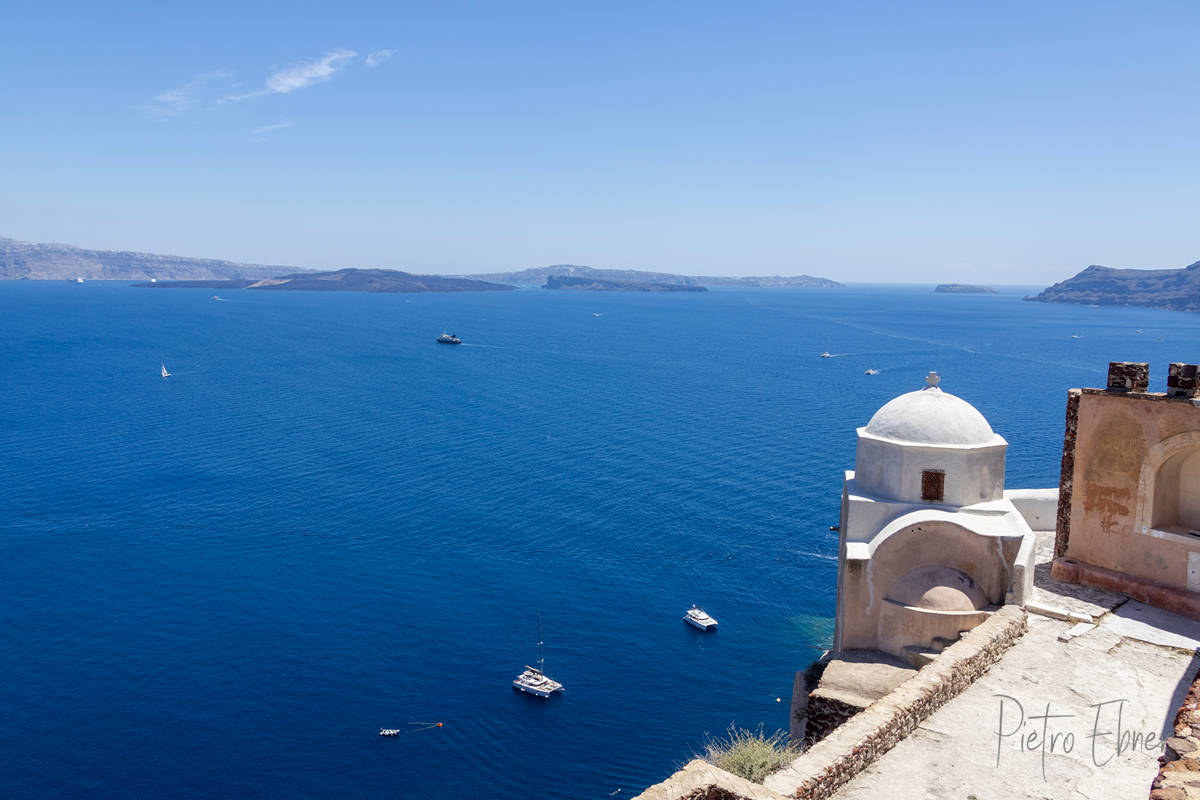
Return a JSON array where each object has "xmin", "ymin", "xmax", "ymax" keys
[{"xmin": 513, "ymin": 615, "xmax": 563, "ymax": 698}]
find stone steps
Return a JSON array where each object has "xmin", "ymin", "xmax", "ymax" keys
[
  {"xmin": 902, "ymin": 630, "xmax": 973, "ymax": 668},
  {"xmin": 902, "ymin": 646, "xmax": 940, "ymax": 668}
]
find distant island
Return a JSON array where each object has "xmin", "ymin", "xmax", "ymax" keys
[
  {"xmin": 137, "ymin": 268, "xmax": 513, "ymax": 294},
  {"xmin": 543, "ymin": 274, "xmax": 707, "ymax": 292},
  {"xmin": 2, "ymin": 234, "xmax": 840, "ymax": 290},
  {"xmin": 463, "ymin": 264, "xmax": 840, "ymax": 288},
  {"xmin": 0, "ymin": 235, "xmax": 295, "ymax": 281},
  {"xmin": 935, "ymin": 284, "xmax": 997, "ymax": 294},
  {"xmin": 1027, "ymin": 259, "xmax": 1200, "ymax": 312}
]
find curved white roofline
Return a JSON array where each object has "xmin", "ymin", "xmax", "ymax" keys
[
  {"xmin": 856, "ymin": 507, "xmax": 1031, "ymax": 560},
  {"xmin": 863, "ymin": 382, "xmax": 1000, "ymax": 447}
]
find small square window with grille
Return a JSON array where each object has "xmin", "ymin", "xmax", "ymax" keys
[{"xmin": 921, "ymin": 470, "xmax": 945, "ymax": 503}]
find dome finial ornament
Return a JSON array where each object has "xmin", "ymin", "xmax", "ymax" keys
[
  {"xmin": 863, "ymin": 375, "xmax": 999, "ymax": 446},
  {"xmin": 925, "ymin": 371, "xmax": 941, "ymax": 390}
]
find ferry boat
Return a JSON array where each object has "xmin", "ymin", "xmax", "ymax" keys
[
  {"xmin": 513, "ymin": 616, "xmax": 563, "ymax": 698},
  {"xmin": 436, "ymin": 332, "xmax": 462, "ymax": 344},
  {"xmin": 684, "ymin": 605, "xmax": 718, "ymax": 631}
]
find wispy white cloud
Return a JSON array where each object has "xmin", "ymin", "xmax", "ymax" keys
[
  {"xmin": 365, "ymin": 49, "xmax": 395, "ymax": 68},
  {"xmin": 142, "ymin": 68, "xmax": 233, "ymax": 118},
  {"xmin": 267, "ymin": 48, "xmax": 356, "ymax": 92},
  {"xmin": 221, "ymin": 49, "xmax": 357, "ymax": 103},
  {"xmin": 248, "ymin": 120, "xmax": 294, "ymax": 142}
]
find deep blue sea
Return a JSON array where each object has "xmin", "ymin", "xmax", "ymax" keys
[{"xmin": 2, "ymin": 282, "xmax": 1197, "ymax": 799}]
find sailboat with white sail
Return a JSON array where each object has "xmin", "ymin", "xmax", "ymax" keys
[
  {"xmin": 161, "ymin": 363, "xmax": 171, "ymax": 378},
  {"xmin": 512, "ymin": 615, "xmax": 563, "ymax": 698}
]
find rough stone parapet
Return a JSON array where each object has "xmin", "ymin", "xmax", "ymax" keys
[
  {"xmin": 1108, "ymin": 361, "xmax": 1150, "ymax": 392},
  {"xmin": 801, "ymin": 650, "xmax": 915, "ymax": 747},
  {"xmin": 1079, "ymin": 386, "xmax": 1200, "ymax": 403},
  {"xmin": 632, "ymin": 759, "xmax": 789, "ymax": 800},
  {"xmin": 803, "ymin": 693, "xmax": 863, "ymax": 748},
  {"xmin": 1168, "ymin": 363, "xmax": 1200, "ymax": 399},
  {"xmin": 1054, "ymin": 389, "xmax": 1080, "ymax": 559},
  {"xmin": 1151, "ymin": 666, "xmax": 1200, "ymax": 799},
  {"xmin": 762, "ymin": 605, "xmax": 1027, "ymax": 800}
]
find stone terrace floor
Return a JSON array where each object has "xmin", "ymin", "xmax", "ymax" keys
[{"xmin": 831, "ymin": 532, "xmax": 1200, "ymax": 800}]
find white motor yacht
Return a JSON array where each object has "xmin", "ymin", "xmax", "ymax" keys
[{"xmin": 684, "ymin": 605, "xmax": 718, "ymax": 631}]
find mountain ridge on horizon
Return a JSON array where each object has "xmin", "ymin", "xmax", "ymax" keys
[
  {"xmin": 1027, "ymin": 258, "xmax": 1200, "ymax": 312},
  {"xmin": 458, "ymin": 263, "xmax": 842, "ymax": 288},
  {"xmin": 0, "ymin": 235, "xmax": 302, "ymax": 281},
  {"xmin": 0, "ymin": 234, "xmax": 843, "ymax": 286}
]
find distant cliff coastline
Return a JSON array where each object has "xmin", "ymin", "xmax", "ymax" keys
[
  {"xmin": 0, "ymin": 235, "xmax": 294, "ymax": 281},
  {"xmin": 1028, "ymin": 259, "xmax": 1200, "ymax": 312},
  {"xmin": 543, "ymin": 274, "xmax": 707, "ymax": 292},
  {"xmin": 466, "ymin": 264, "xmax": 840, "ymax": 288},
  {"xmin": 138, "ymin": 269, "xmax": 514, "ymax": 293},
  {"xmin": 3, "ymin": 234, "xmax": 840, "ymax": 289},
  {"xmin": 935, "ymin": 284, "xmax": 996, "ymax": 294}
]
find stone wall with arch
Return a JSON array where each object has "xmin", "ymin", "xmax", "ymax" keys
[
  {"xmin": 1137, "ymin": 430, "xmax": 1200, "ymax": 536},
  {"xmin": 1055, "ymin": 388, "xmax": 1200, "ymax": 600}
]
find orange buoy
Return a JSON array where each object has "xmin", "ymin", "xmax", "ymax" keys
[{"xmin": 437, "ymin": 722, "xmax": 443, "ymax": 727}]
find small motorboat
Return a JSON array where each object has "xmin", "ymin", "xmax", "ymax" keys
[
  {"xmin": 864, "ymin": 368, "xmax": 880, "ymax": 375},
  {"xmin": 684, "ymin": 605, "xmax": 718, "ymax": 632},
  {"xmin": 820, "ymin": 352, "xmax": 833, "ymax": 358},
  {"xmin": 379, "ymin": 728, "xmax": 400, "ymax": 737}
]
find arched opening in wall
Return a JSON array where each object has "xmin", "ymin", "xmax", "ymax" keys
[{"xmin": 1151, "ymin": 448, "xmax": 1200, "ymax": 536}]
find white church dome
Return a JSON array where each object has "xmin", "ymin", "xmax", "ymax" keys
[{"xmin": 864, "ymin": 375, "xmax": 997, "ymax": 446}]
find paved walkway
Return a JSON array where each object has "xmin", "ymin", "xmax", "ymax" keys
[
  {"xmin": 831, "ymin": 603, "xmax": 1200, "ymax": 800},
  {"xmin": 1028, "ymin": 530, "xmax": 1127, "ymax": 621}
]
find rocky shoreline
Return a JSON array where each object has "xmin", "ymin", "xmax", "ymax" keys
[{"xmin": 1028, "ymin": 260, "xmax": 1200, "ymax": 312}]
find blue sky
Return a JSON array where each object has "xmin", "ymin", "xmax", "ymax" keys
[{"xmin": 2, "ymin": 1, "xmax": 1197, "ymax": 282}]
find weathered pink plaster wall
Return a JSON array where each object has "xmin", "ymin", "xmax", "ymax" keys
[{"xmin": 1063, "ymin": 390, "xmax": 1200, "ymax": 592}]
